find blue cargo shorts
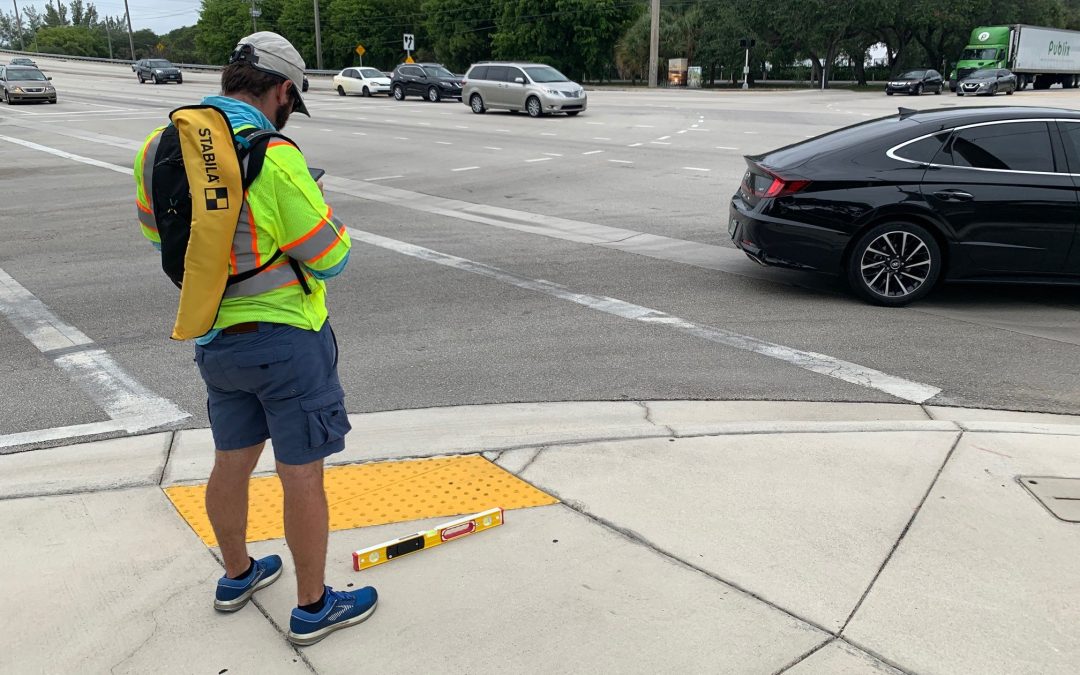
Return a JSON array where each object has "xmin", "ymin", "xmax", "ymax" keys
[{"xmin": 194, "ymin": 321, "xmax": 351, "ymax": 465}]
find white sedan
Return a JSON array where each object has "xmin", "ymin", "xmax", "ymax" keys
[{"xmin": 333, "ymin": 67, "xmax": 392, "ymax": 97}]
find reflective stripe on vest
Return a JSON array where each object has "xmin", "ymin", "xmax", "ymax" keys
[
  {"xmin": 280, "ymin": 207, "xmax": 345, "ymax": 263},
  {"xmin": 138, "ymin": 132, "xmax": 162, "ymax": 232},
  {"xmin": 224, "ymin": 258, "xmax": 309, "ymax": 297}
]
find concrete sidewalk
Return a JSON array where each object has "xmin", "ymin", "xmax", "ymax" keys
[{"xmin": 2, "ymin": 401, "xmax": 1079, "ymax": 674}]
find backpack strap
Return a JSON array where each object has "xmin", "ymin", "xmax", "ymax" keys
[{"xmin": 229, "ymin": 127, "xmax": 312, "ymax": 295}]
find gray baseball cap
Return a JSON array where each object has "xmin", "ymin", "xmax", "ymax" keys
[{"xmin": 231, "ymin": 31, "xmax": 309, "ymax": 117}]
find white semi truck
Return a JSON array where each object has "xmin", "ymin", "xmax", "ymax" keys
[{"xmin": 949, "ymin": 25, "xmax": 1080, "ymax": 91}]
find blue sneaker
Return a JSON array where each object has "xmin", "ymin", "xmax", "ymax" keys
[
  {"xmin": 288, "ymin": 586, "xmax": 378, "ymax": 646},
  {"xmin": 214, "ymin": 555, "xmax": 283, "ymax": 612}
]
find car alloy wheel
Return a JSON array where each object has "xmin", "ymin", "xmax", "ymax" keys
[
  {"xmin": 151, "ymin": 74, "xmax": 158, "ymax": 84},
  {"xmin": 914, "ymin": 84, "xmax": 922, "ymax": 95},
  {"xmin": 526, "ymin": 96, "xmax": 542, "ymax": 118},
  {"xmin": 427, "ymin": 86, "xmax": 440, "ymax": 102},
  {"xmin": 337, "ymin": 85, "xmax": 346, "ymax": 96},
  {"xmin": 470, "ymin": 94, "xmax": 485, "ymax": 114},
  {"xmin": 847, "ymin": 223, "xmax": 941, "ymax": 306},
  {"xmin": 138, "ymin": 74, "xmax": 144, "ymax": 83},
  {"xmin": 393, "ymin": 84, "xmax": 404, "ymax": 100}
]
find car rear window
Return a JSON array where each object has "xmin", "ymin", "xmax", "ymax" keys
[
  {"xmin": 762, "ymin": 116, "xmax": 920, "ymax": 170},
  {"xmin": 940, "ymin": 122, "xmax": 1054, "ymax": 173},
  {"xmin": 487, "ymin": 66, "xmax": 510, "ymax": 82}
]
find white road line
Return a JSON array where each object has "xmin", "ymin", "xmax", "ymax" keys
[
  {"xmin": 628, "ymin": 143, "xmax": 643, "ymax": 147},
  {"xmin": 0, "ymin": 135, "xmax": 132, "ymax": 175},
  {"xmin": 417, "ymin": 122, "xmax": 431, "ymax": 126},
  {"xmin": 543, "ymin": 152, "xmax": 563, "ymax": 157},
  {"xmin": 452, "ymin": 166, "xmax": 480, "ymax": 172},
  {"xmin": 582, "ymin": 150, "xmax": 604, "ymax": 155},
  {"xmin": 455, "ymin": 125, "xmax": 469, "ymax": 129},
  {"xmin": 0, "ymin": 267, "xmax": 189, "ymax": 447},
  {"xmin": 691, "ymin": 124, "xmax": 699, "ymax": 128},
  {"xmin": 592, "ymin": 137, "xmax": 611, "ymax": 141},
  {"xmin": 608, "ymin": 159, "xmax": 633, "ymax": 164},
  {"xmin": 715, "ymin": 146, "xmax": 739, "ymax": 150},
  {"xmin": 436, "ymin": 141, "xmax": 453, "ymax": 145},
  {"xmin": 496, "ymin": 129, "xmax": 511, "ymax": 133},
  {"xmin": 683, "ymin": 166, "xmax": 711, "ymax": 172},
  {"xmin": 689, "ymin": 128, "xmax": 711, "ymax": 132},
  {"xmin": 526, "ymin": 157, "xmax": 552, "ymax": 163},
  {"xmin": 650, "ymin": 141, "xmax": 670, "ymax": 145},
  {"xmin": 586, "ymin": 122, "xmax": 605, "ymax": 125},
  {"xmin": 394, "ymin": 137, "xmax": 409, "ymax": 140},
  {"xmin": 634, "ymin": 125, "xmax": 655, "ymax": 128},
  {"xmin": 744, "ymin": 131, "xmax": 759, "ymax": 135},
  {"xmin": 0, "ymin": 419, "xmax": 131, "ymax": 451},
  {"xmin": 677, "ymin": 130, "xmax": 688, "ymax": 134},
  {"xmin": 658, "ymin": 135, "xmax": 671, "ymax": 141},
  {"xmin": 364, "ymin": 175, "xmax": 405, "ymax": 181},
  {"xmin": 483, "ymin": 146, "xmax": 503, "ymax": 150},
  {"xmin": 321, "ymin": 128, "xmax": 333, "ymax": 132},
  {"xmin": 540, "ymin": 132, "xmax": 556, "ymax": 136},
  {"xmin": 353, "ymin": 132, "xmax": 367, "ymax": 135},
  {"xmin": 348, "ymin": 230, "xmax": 942, "ymax": 404}
]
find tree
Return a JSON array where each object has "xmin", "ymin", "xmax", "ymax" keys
[
  {"xmin": 421, "ymin": 0, "xmax": 495, "ymax": 73},
  {"xmin": 36, "ymin": 25, "xmax": 106, "ymax": 56},
  {"xmin": 196, "ymin": 0, "xmax": 255, "ymax": 64},
  {"xmin": 43, "ymin": 0, "xmax": 70, "ymax": 27}
]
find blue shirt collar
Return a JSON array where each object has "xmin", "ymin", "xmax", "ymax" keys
[{"xmin": 201, "ymin": 95, "xmax": 275, "ymax": 131}]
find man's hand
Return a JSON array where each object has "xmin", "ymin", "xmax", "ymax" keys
[{"xmin": 316, "ymin": 178, "xmax": 325, "ymax": 196}]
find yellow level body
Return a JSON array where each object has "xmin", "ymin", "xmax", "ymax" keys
[{"xmin": 353, "ymin": 507, "xmax": 504, "ymax": 571}]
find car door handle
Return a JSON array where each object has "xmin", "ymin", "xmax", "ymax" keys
[{"xmin": 933, "ymin": 190, "xmax": 974, "ymax": 202}]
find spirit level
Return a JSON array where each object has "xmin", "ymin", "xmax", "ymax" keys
[{"xmin": 352, "ymin": 507, "xmax": 505, "ymax": 571}]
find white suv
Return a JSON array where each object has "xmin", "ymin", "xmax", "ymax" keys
[{"xmin": 462, "ymin": 62, "xmax": 586, "ymax": 117}]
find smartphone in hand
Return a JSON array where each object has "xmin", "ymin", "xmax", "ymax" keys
[{"xmin": 309, "ymin": 167, "xmax": 326, "ymax": 182}]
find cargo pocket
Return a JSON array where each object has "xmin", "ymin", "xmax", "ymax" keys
[{"xmin": 300, "ymin": 387, "xmax": 351, "ymax": 448}]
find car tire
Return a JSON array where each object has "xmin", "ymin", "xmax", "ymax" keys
[
  {"xmin": 914, "ymin": 84, "xmax": 922, "ymax": 95},
  {"xmin": 1006, "ymin": 87, "xmax": 1013, "ymax": 95},
  {"xmin": 48, "ymin": 98, "xmax": 56, "ymax": 104},
  {"xmin": 886, "ymin": 91, "xmax": 893, "ymax": 96},
  {"xmin": 137, "ymin": 73, "xmax": 144, "ymax": 83},
  {"xmin": 991, "ymin": 84, "xmax": 998, "ymax": 96},
  {"xmin": 337, "ymin": 85, "xmax": 346, "ymax": 96},
  {"xmin": 177, "ymin": 79, "xmax": 182, "ymax": 85},
  {"xmin": 469, "ymin": 93, "xmax": 485, "ymax": 114},
  {"xmin": 362, "ymin": 86, "xmax": 370, "ymax": 97},
  {"xmin": 393, "ymin": 84, "xmax": 405, "ymax": 100},
  {"xmin": 956, "ymin": 91, "xmax": 963, "ymax": 96},
  {"xmin": 427, "ymin": 86, "xmax": 441, "ymax": 102},
  {"xmin": 566, "ymin": 111, "xmax": 580, "ymax": 116},
  {"xmin": 934, "ymin": 85, "xmax": 941, "ymax": 94},
  {"xmin": 151, "ymin": 74, "xmax": 158, "ymax": 84},
  {"xmin": 846, "ymin": 222, "xmax": 942, "ymax": 307},
  {"xmin": 526, "ymin": 96, "xmax": 543, "ymax": 118}
]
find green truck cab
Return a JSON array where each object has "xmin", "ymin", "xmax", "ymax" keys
[{"xmin": 949, "ymin": 27, "xmax": 1011, "ymax": 90}]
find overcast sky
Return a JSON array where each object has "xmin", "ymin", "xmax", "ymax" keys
[{"xmin": 22, "ymin": 0, "xmax": 202, "ymax": 35}]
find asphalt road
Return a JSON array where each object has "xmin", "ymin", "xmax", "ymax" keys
[{"xmin": 1, "ymin": 57, "xmax": 1078, "ymax": 449}]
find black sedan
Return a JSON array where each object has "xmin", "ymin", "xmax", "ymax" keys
[
  {"xmin": 886, "ymin": 69, "xmax": 943, "ymax": 96},
  {"xmin": 728, "ymin": 107, "xmax": 1080, "ymax": 305},
  {"xmin": 957, "ymin": 69, "xmax": 1017, "ymax": 96}
]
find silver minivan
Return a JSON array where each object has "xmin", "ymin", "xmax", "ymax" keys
[{"xmin": 462, "ymin": 62, "xmax": 586, "ymax": 117}]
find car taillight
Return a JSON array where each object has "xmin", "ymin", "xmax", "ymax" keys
[
  {"xmin": 762, "ymin": 175, "xmax": 811, "ymax": 198},
  {"xmin": 743, "ymin": 165, "xmax": 810, "ymax": 199}
]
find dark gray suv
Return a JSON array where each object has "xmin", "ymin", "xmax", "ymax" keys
[{"xmin": 390, "ymin": 63, "xmax": 462, "ymax": 102}]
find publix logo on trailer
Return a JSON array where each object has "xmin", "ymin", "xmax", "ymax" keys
[
  {"xmin": 1049, "ymin": 41, "xmax": 1071, "ymax": 56},
  {"xmin": 978, "ymin": 31, "xmax": 991, "ymax": 42}
]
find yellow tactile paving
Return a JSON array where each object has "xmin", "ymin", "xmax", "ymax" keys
[{"xmin": 164, "ymin": 455, "xmax": 558, "ymax": 547}]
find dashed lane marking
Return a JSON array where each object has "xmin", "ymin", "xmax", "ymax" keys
[
  {"xmin": 526, "ymin": 157, "xmax": 552, "ymax": 163},
  {"xmin": 608, "ymin": 159, "xmax": 633, "ymax": 164},
  {"xmin": 582, "ymin": 150, "xmax": 604, "ymax": 155},
  {"xmin": 452, "ymin": 166, "xmax": 480, "ymax": 172}
]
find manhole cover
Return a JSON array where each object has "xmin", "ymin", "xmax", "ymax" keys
[{"xmin": 1019, "ymin": 476, "xmax": 1080, "ymax": 523}]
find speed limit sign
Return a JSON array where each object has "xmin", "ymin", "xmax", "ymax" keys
[{"xmin": 403, "ymin": 33, "xmax": 415, "ymax": 51}]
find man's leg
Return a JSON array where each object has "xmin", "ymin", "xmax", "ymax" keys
[
  {"xmin": 205, "ymin": 442, "xmax": 265, "ymax": 578},
  {"xmin": 277, "ymin": 458, "xmax": 329, "ymax": 605}
]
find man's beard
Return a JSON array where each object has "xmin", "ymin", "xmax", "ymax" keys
[{"xmin": 274, "ymin": 101, "xmax": 291, "ymax": 130}]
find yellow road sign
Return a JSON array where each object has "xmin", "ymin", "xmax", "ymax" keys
[
  {"xmin": 355, "ymin": 44, "xmax": 365, "ymax": 57},
  {"xmin": 404, "ymin": 54, "xmax": 415, "ymax": 64}
]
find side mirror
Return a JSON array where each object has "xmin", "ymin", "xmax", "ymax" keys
[
  {"xmin": 514, "ymin": 77, "xmax": 524, "ymax": 84},
  {"xmin": 47, "ymin": 76, "xmax": 52, "ymax": 81}
]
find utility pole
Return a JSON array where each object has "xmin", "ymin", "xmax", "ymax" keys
[
  {"xmin": 312, "ymin": 0, "xmax": 323, "ymax": 69},
  {"xmin": 250, "ymin": 0, "xmax": 257, "ymax": 32},
  {"xmin": 647, "ymin": 0, "xmax": 659, "ymax": 87},
  {"xmin": 12, "ymin": 0, "xmax": 26, "ymax": 51},
  {"xmin": 122, "ymin": 0, "xmax": 135, "ymax": 60}
]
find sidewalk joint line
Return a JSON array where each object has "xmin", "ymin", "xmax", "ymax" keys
[
  {"xmin": 206, "ymin": 549, "xmax": 319, "ymax": 673},
  {"xmin": 772, "ymin": 637, "xmax": 835, "ymax": 675},
  {"xmin": 838, "ymin": 431, "xmax": 964, "ymax": 633},
  {"xmin": 159, "ymin": 431, "xmax": 177, "ymax": 486},
  {"xmin": 837, "ymin": 636, "xmax": 916, "ymax": 675},
  {"xmin": 514, "ymin": 447, "xmax": 546, "ymax": 477},
  {"xmin": 543, "ymin": 495, "xmax": 837, "ymax": 638}
]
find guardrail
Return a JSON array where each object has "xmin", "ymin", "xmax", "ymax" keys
[{"xmin": 0, "ymin": 47, "xmax": 338, "ymax": 75}]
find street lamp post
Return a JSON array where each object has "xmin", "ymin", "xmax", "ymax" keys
[
  {"xmin": 122, "ymin": 0, "xmax": 136, "ymax": 60},
  {"xmin": 312, "ymin": 0, "xmax": 323, "ymax": 70},
  {"xmin": 647, "ymin": 0, "xmax": 659, "ymax": 87}
]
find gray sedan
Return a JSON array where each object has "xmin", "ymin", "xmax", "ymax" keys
[
  {"xmin": 0, "ymin": 66, "xmax": 56, "ymax": 104},
  {"xmin": 957, "ymin": 69, "xmax": 1017, "ymax": 96}
]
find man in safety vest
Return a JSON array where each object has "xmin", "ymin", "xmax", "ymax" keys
[{"xmin": 135, "ymin": 32, "xmax": 377, "ymax": 646}]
